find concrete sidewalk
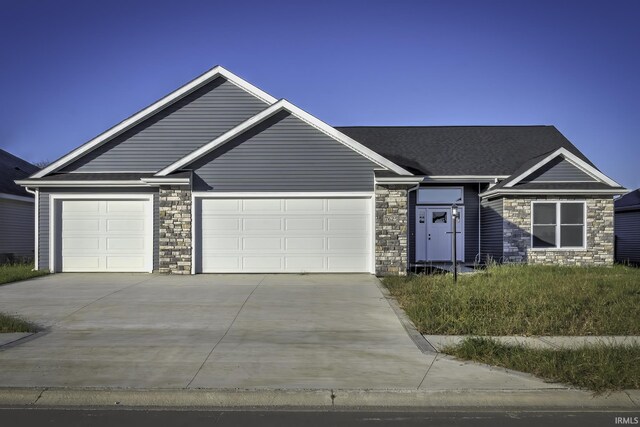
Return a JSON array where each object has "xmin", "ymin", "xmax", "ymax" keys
[{"xmin": 424, "ymin": 335, "xmax": 640, "ymax": 351}]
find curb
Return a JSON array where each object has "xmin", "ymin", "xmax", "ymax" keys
[{"xmin": 0, "ymin": 388, "xmax": 637, "ymax": 409}]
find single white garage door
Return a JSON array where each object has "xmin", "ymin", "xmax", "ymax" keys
[
  {"xmin": 197, "ymin": 197, "xmax": 373, "ymax": 273},
  {"xmin": 57, "ymin": 199, "xmax": 152, "ymax": 272}
]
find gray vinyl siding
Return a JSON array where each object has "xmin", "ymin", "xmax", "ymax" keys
[
  {"xmin": 480, "ymin": 197, "xmax": 504, "ymax": 262},
  {"xmin": 191, "ymin": 112, "xmax": 377, "ymax": 192},
  {"xmin": 409, "ymin": 183, "xmax": 480, "ymax": 265},
  {"xmin": 522, "ymin": 158, "xmax": 596, "ymax": 183},
  {"xmin": 38, "ymin": 189, "xmax": 159, "ymax": 271},
  {"xmin": 62, "ymin": 78, "xmax": 268, "ymax": 173},
  {"xmin": 0, "ymin": 198, "xmax": 35, "ymax": 258},
  {"xmin": 615, "ymin": 209, "xmax": 640, "ymax": 264}
]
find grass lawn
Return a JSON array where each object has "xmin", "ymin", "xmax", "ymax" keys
[
  {"xmin": 0, "ymin": 263, "xmax": 46, "ymax": 333},
  {"xmin": 444, "ymin": 337, "xmax": 640, "ymax": 392},
  {"xmin": 383, "ymin": 264, "xmax": 640, "ymax": 336},
  {"xmin": 0, "ymin": 313, "xmax": 38, "ymax": 333},
  {"xmin": 0, "ymin": 263, "xmax": 48, "ymax": 286}
]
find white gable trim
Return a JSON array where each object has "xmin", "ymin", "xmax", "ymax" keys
[
  {"xmin": 32, "ymin": 66, "xmax": 277, "ymax": 179},
  {"xmin": 503, "ymin": 148, "xmax": 621, "ymax": 188},
  {"xmin": 156, "ymin": 99, "xmax": 412, "ymax": 177}
]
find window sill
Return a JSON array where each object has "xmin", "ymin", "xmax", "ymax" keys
[{"xmin": 529, "ymin": 247, "xmax": 587, "ymax": 252}]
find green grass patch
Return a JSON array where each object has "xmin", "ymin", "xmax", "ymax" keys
[
  {"xmin": 0, "ymin": 263, "xmax": 48, "ymax": 286},
  {"xmin": 0, "ymin": 313, "xmax": 38, "ymax": 333},
  {"xmin": 444, "ymin": 337, "xmax": 640, "ymax": 392},
  {"xmin": 383, "ymin": 264, "xmax": 640, "ymax": 335}
]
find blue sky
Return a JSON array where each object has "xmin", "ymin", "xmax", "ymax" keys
[{"xmin": 1, "ymin": 0, "xmax": 638, "ymax": 188}]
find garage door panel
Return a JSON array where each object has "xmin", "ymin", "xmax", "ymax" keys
[
  {"xmin": 242, "ymin": 237, "xmax": 282, "ymax": 250},
  {"xmin": 199, "ymin": 196, "xmax": 372, "ymax": 273},
  {"xmin": 58, "ymin": 199, "xmax": 151, "ymax": 272},
  {"xmin": 328, "ymin": 256, "xmax": 369, "ymax": 271},
  {"xmin": 243, "ymin": 256, "xmax": 282, "ymax": 270},
  {"xmin": 64, "ymin": 219, "xmax": 101, "ymax": 233},
  {"xmin": 285, "ymin": 218, "xmax": 325, "ymax": 231},
  {"xmin": 107, "ymin": 200, "xmax": 145, "ymax": 213},
  {"xmin": 328, "ymin": 217, "xmax": 367, "ymax": 231},
  {"xmin": 202, "ymin": 256, "xmax": 239, "ymax": 271},
  {"xmin": 285, "ymin": 199, "xmax": 324, "ymax": 212},
  {"xmin": 243, "ymin": 199, "xmax": 281, "ymax": 211},
  {"xmin": 107, "ymin": 237, "xmax": 145, "ymax": 250},
  {"xmin": 106, "ymin": 219, "xmax": 145, "ymax": 233},
  {"xmin": 243, "ymin": 218, "xmax": 281, "ymax": 231},
  {"xmin": 285, "ymin": 257, "xmax": 325, "ymax": 271},
  {"xmin": 62, "ymin": 256, "xmax": 101, "ymax": 270},
  {"xmin": 63, "ymin": 237, "xmax": 101, "ymax": 250},
  {"xmin": 106, "ymin": 256, "xmax": 146, "ymax": 270},
  {"xmin": 328, "ymin": 237, "xmax": 369, "ymax": 250},
  {"xmin": 285, "ymin": 237, "xmax": 324, "ymax": 250}
]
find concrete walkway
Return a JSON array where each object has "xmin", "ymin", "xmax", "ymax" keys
[
  {"xmin": 0, "ymin": 273, "xmax": 556, "ymax": 391},
  {"xmin": 424, "ymin": 335, "xmax": 640, "ymax": 351}
]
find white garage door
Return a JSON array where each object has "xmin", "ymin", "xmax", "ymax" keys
[
  {"xmin": 57, "ymin": 199, "xmax": 152, "ymax": 272},
  {"xmin": 198, "ymin": 197, "xmax": 373, "ymax": 273}
]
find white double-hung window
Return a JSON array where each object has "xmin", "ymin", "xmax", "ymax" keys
[{"xmin": 531, "ymin": 201, "xmax": 586, "ymax": 249}]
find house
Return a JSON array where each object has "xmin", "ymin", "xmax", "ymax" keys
[
  {"xmin": 615, "ymin": 189, "xmax": 640, "ymax": 265},
  {"xmin": 1, "ymin": 149, "xmax": 39, "ymax": 263},
  {"xmin": 16, "ymin": 66, "xmax": 626, "ymax": 275}
]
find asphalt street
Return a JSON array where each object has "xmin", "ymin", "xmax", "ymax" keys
[{"xmin": 0, "ymin": 408, "xmax": 638, "ymax": 426}]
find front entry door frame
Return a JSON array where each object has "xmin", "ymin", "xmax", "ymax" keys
[{"xmin": 415, "ymin": 205, "xmax": 465, "ymax": 262}]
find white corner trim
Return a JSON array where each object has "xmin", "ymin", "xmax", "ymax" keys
[
  {"xmin": 156, "ymin": 99, "xmax": 413, "ymax": 177},
  {"xmin": 32, "ymin": 66, "xmax": 277, "ymax": 179},
  {"xmin": 48, "ymin": 193, "xmax": 154, "ymax": 273},
  {"xmin": 503, "ymin": 148, "xmax": 621, "ymax": 188},
  {"xmin": 0, "ymin": 192, "xmax": 34, "ymax": 202}
]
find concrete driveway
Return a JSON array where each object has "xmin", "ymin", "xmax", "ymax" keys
[{"xmin": 0, "ymin": 274, "xmax": 555, "ymax": 390}]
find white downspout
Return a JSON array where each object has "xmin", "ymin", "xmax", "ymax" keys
[{"xmin": 24, "ymin": 187, "xmax": 38, "ymax": 271}]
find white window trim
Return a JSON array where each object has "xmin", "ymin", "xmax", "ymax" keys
[
  {"xmin": 416, "ymin": 186, "xmax": 464, "ymax": 205},
  {"xmin": 191, "ymin": 192, "xmax": 376, "ymax": 275},
  {"xmin": 530, "ymin": 201, "xmax": 587, "ymax": 251},
  {"xmin": 48, "ymin": 193, "xmax": 154, "ymax": 273}
]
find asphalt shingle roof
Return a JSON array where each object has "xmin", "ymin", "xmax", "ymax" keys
[
  {"xmin": 615, "ymin": 189, "xmax": 640, "ymax": 210},
  {"xmin": 336, "ymin": 125, "xmax": 594, "ymax": 176},
  {"xmin": 0, "ymin": 149, "xmax": 39, "ymax": 197}
]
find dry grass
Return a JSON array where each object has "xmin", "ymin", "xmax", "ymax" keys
[
  {"xmin": 383, "ymin": 264, "xmax": 640, "ymax": 335},
  {"xmin": 444, "ymin": 337, "xmax": 640, "ymax": 392}
]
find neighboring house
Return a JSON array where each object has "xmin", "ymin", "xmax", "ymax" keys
[
  {"xmin": 1, "ymin": 149, "xmax": 39, "ymax": 263},
  {"xmin": 16, "ymin": 66, "xmax": 626, "ymax": 275},
  {"xmin": 615, "ymin": 189, "xmax": 640, "ymax": 265}
]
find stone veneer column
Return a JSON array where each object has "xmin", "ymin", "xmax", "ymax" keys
[
  {"xmin": 375, "ymin": 184, "xmax": 409, "ymax": 275},
  {"xmin": 502, "ymin": 196, "xmax": 614, "ymax": 266},
  {"xmin": 159, "ymin": 185, "xmax": 192, "ymax": 274}
]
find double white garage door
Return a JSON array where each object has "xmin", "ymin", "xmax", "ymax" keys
[{"xmin": 55, "ymin": 196, "xmax": 372, "ymax": 273}]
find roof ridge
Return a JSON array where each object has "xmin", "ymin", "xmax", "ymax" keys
[{"xmin": 334, "ymin": 125, "xmax": 554, "ymax": 129}]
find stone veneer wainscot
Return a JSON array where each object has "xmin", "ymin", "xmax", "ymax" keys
[
  {"xmin": 502, "ymin": 196, "xmax": 614, "ymax": 266},
  {"xmin": 375, "ymin": 184, "xmax": 409, "ymax": 275},
  {"xmin": 159, "ymin": 186, "xmax": 192, "ymax": 274}
]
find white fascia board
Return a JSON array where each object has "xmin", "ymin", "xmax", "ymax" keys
[
  {"xmin": 157, "ymin": 99, "xmax": 412, "ymax": 177},
  {"xmin": 375, "ymin": 176, "xmax": 424, "ymax": 185},
  {"xmin": 480, "ymin": 188, "xmax": 626, "ymax": 198},
  {"xmin": 32, "ymin": 66, "xmax": 277, "ymax": 179},
  {"xmin": 422, "ymin": 175, "xmax": 509, "ymax": 183},
  {"xmin": 503, "ymin": 148, "xmax": 621, "ymax": 188},
  {"xmin": 0, "ymin": 193, "xmax": 34, "ymax": 202},
  {"xmin": 139, "ymin": 177, "xmax": 190, "ymax": 186},
  {"xmin": 15, "ymin": 180, "xmax": 149, "ymax": 187}
]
